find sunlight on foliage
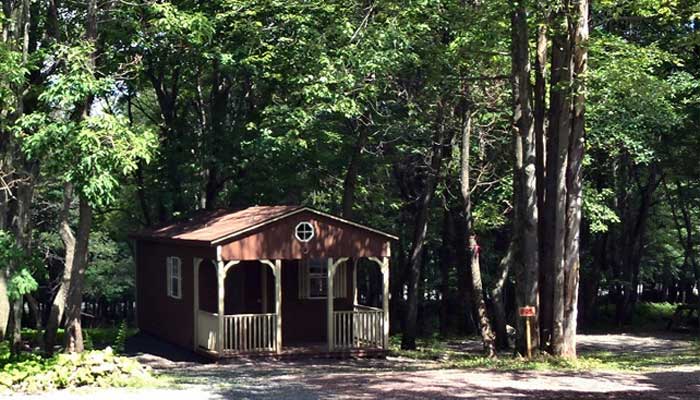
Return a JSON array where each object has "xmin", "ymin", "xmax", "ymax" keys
[{"xmin": 0, "ymin": 345, "xmax": 157, "ymax": 393}]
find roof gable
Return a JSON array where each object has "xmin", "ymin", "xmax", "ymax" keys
[{"xmin": 132, "ymin": 205, "xmax": 397, "ymax": 245}]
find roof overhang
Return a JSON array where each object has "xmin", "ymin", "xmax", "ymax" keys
[
  {"xmin": 210, "ymin": 207, "xmax": 398, "ymax": 245},
  {"xmin": 129, "ymin": 206, "xmax": 398, "ymax": 247}
]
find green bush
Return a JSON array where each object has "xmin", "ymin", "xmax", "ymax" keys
[
  {"xmin": 20, "ymin": 325, "xmax": 137, "ymax": 350},
  {"xmin": 593, "ymin": 301, "xmax": 678, "ymax": 330},
  {"xmin": 0, "ymin": 344, "xmax": 155, "ymax": 393},
  {"xmin": 630, "ymin": 302, "xmax": 676, "ymax": 325}
]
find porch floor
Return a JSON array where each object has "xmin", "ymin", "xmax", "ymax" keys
[{"xmin": 196, "ymin": 342, "xmax": 388, "ymax": 361}]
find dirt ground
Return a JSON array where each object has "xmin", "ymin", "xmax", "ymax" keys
[{"xmin": 7, "ymin": 333, "xmax": 700, "ymax": 400}]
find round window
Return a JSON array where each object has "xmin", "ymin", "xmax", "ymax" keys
[{"xmin": 294, "ymin": 221, "xmax": 315, "ymax": 242}]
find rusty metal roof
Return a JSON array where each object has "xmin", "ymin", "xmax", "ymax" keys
[{"xmin": 131, "ymin": 205, "xmax": 397, "ymax": 245}]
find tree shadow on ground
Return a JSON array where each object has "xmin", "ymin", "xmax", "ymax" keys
[
  {"xmin": 125, "ymin": 332, "xmax": 211, "ymax": 364},
  {"xmin": 126, "ymin": 333, "xmax": 700, "ymax": 400},
  {"xmin": 157, "ymin": 357, "xmax": 700, "ymax": 400}
]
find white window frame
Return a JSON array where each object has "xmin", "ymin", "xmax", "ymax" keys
[
  {"xmin": 294, "ymin": 221, "xmax": 315, "ymax": 242},
  {"xmin": 167, "ymin": 256, "xmax": 182, "ymax": 300},
  {"xmin": 298, "ymin": 258, "xmax": 346, "ymax": 300},
  {"xmin": 307, "ymin": 259, "xmax": 327, "ymax": 299}
]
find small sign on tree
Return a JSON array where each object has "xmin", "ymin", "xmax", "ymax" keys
[
  {"xmin": 518, "ymin": 306, "xmax": 537, "ymax": 358},
  {"xmin": 519, "ymin": 306, "xmax": 536, "ymax": 317}
]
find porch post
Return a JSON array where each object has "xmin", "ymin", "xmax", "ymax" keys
[
  {"xmin": 274, "ymin": 260, "xmax": 282, "ymax": 354},
  {"xmin": 193, "ymin": 257, "xmax": 202, "ymax": 352},
  {"xmin": 369, "ymin": 256, "xmax": 391, "ymax": 350},
  {"xmin": 352, "ymin": 258, "xmax": 358, "ymax": 306},
  {"xmin": 326, "ymin": 257, "xmax": 349, "ymax": 351},
  {"xmin": 261, "ymin": 259, "xmax": 282, "ymax": 354},
  {"xmin": 216, "ymin": 257, "xmax": 225, "ymax": 354},
  {"xmin": 327, "ymin": 257, "xmax": 336, "ymax": 351},
  {"xmin": 216, "ymin": 246, "xmax": 239, "ymax": 355},
  {"xmin": 381, "ymin": 257, "xmax": 390, "ymax": 350}
]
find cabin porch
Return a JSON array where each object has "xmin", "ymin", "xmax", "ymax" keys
[{"xmin": 193, "ymin": 257, "xmax": 389, "ymax": 358}]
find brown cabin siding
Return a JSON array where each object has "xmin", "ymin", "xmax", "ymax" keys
[
  {"xmin": 136, "ymin": 241, "xmax": 214, "ymax": 349},
  {"xmin": 220, "ymin": 210, "xmax": 390, "ymax": 260},
  {"xmin": 281, "ymin": 260, "xmax": 354, "ymax": 344}
]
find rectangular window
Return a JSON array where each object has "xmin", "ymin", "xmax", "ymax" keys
[
  {"xmin": 308, "ymin": 259, "xmax": 327, "ymax": 298},
  {"xmin": 298, "ymin": 258, "xmax": 346, "ymax": 299},
  {"xmin": 167, "ymin": 256, "xmax": 182, "ymax": 299}
]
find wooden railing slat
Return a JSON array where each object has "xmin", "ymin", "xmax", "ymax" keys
[
  {"xmin": 221, "ymin": 313, "xmax": 276, "ymax": 353},
  {"xmin": 331, "ymin": 309, "xmax": 384, "ymax": 350}
]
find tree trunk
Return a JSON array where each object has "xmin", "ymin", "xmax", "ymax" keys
[
  {"xmin": 7, "ymin": 164, "xmax": 36, "ymax": 353},
  {"xmin": 389, "ymin": 217, "xmax": 407, "ymax": 333},
  {"xmin": 24, "ymin": 293, "xmax": 41, "ymax": 329},
  {"xmin": 44, "ymin": 182, "xmax": 76, "ymax": 353},
  {"xmin": 439, "ymin": 208, "xmax": 452, "ymax": 338},
  {"xmin": 0, "ymin": 270, "xmax": 8, "ymax": 339},
  {"xmin": 615, "ymin": 163, "xmax": 658, "ymax": 325},
  {"xmin": 63, "ymin": 196, "xmax": 92, "ymax": 353},
  {"xmin": 0, "ymin": 145, "xmax": 8, "ymax": 338},
  {"xmin": 342, "ymin": 122, "xmax": 369, "ymax": 219},
  {"xmin": 459, "ymin": 106, "xmax": 496, "ymax": 356},
  {"xmin": 490, "ymin": 241, "xmax": 513, "ymax": 349},
  {"xmin": 8, "ymin": 298, "xmax": 22, "ymax": 350},
  {"xmin": 469, "ymin": 236, "xmax": 496, "ymax": 356},
  {"xmin": 451, "ymin": 208, "xmax": 477, "ymax": 335},
  {"xmin": 58, "ymin": 0, "xmax": 98, "ymax": 353},
  {"xmin": 546, "ymin": 1, "xmax": 574, "ymax": 355},
  {"xmin": 581, "ymin": 233, "xmax": 606, "ymax": 324},
  {"xmin": 559, "ymin": 0, "xmax": 589, "ymax": 358},
  {"xmin": 511, "ymin": 0, "xmax": 540, "ymax": 355},
  {"xmin": 0, "ymin": 186, "xmax": 9, "ymax": 338},
  {"xmin": 534, "ymin": 22, "xmax": 551, "ymax": 349},
  {"xmin": 402, "ymin": 105, "xmax": 450, "ymax": 350},
  {"xmin": 1, "ymin": 0, "xmax": 37, "ymax": 353}
]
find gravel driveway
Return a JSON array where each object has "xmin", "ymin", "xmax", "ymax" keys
[{"xmin": 7, "ymin": 333, "xmax": 700, "ymax": 400}]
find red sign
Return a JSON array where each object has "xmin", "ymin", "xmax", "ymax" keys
[{"xmin": 519, "ymin": 306, "xmax": 536, "ymax": 317}]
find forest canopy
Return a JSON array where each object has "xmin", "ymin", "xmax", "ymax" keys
[{"xmin": 0, "ymin": 0, "xmax": 698, "ymax": 358}]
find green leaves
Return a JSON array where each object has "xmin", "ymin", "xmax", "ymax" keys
[
  {"xmin": 582, "ymin": 186, "xmax": 620, "ymax": 233},
  {"xmin": 15, "ymin": 43, "xmax": 157, "ymax": 208},
  {"xmin": 0, "ymin": 231, "xmax": 40, "ymax": 301},
  {"xmin": 20, "ymin": 113, "xmax": 156, "ymax": 208},
  {"xmin": 587, "ymin": 33, "xmax": 686, "ymax": 165},
  {"xmin": 149, "ymin": 3, "xmax": 215, "ymax": 46},
  {"xmin": 38, "ymin": 44, "xmax": 112, "ymax": 110}
]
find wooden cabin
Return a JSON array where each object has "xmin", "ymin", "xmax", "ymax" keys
[{"xmin": 130, "ymin": 205, "xmax": 395, "ymax": 358}]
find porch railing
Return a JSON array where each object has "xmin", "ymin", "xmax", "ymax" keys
[
  {"xmin": 197, "ymin": 311, "xmax": 277, "ymax": 353},
  {"xmin": 333, "ymin": 305, "xmax": 385, "ymax": 350},
  {"xmin": 223, "ymin": 313, "xmax": 277, "ymax": 353},
  {"xmin": 197, "ymin": 310, "xmax": 218, "ymax": 350}
]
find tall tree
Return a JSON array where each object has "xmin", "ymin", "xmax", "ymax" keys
[
  {"xmin": 510, "ymin": 0, "xmax": 540, "ymax": 354},
  {"xmin": 18, "ymin": 4, "xmax": 157, "ymax": 351},
  {"xmin": 460, "ymin": 103, "xmax": 496, "ymax": 357},
  {"xmin": 402, "ymin": 101, "xmax": 451, "ymax": 350},
  {"xmin": 560, "ymin": 0, "xmax": 589, "ymax": 357}
]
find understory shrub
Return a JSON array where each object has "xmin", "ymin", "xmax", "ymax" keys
[
  {"xmin": 0, "ymin": 344, "xmax": 155, "ymax": 393},
  {"xmin": 21, "ymin": 325, "xmax": 138, "ymax": 350}
]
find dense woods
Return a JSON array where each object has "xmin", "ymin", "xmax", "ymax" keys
[{"xmin": 0, "ymin": 0, "xmax": 698, "ymax": 360}]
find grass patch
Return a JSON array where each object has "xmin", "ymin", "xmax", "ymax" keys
[
  {"xmin": 589, "ymin": 339, "xmax": 700, "ymax": 371},
  {"xmin": 390, "ymin": 335, "xmax": 700, "ymax": 372}
]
